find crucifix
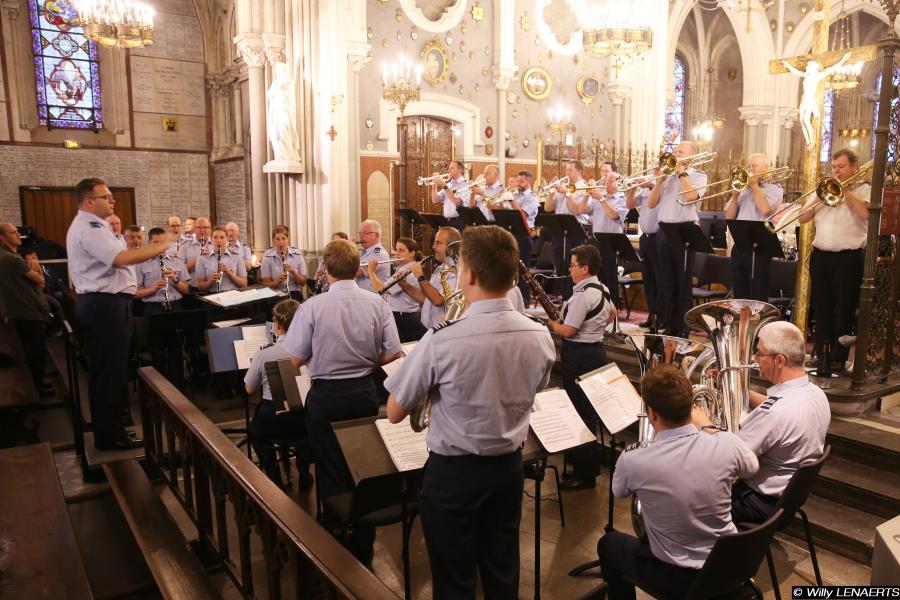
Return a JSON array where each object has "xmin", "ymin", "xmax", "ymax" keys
[{"xmin": 768, "ymin": 0, "xmax": 876, "ymax": 335}]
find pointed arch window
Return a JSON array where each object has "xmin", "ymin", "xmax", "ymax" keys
[
  {"xmin": 819, "ymin": 88, "xmax": 835, "ymax": 163},
  {"xmin": 664, "ymin": 55, "xmax": 687, "ymax": 152},
  {"xmin": 872, "ymin": 67, "xmax": 900, "ymax": 166},
  {"xmin": 28, "ymin": 0, "xmax": 102, "ymax": 129}
]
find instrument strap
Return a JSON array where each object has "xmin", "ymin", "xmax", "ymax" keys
[{"xmin": 562, "ymin": 283, "xmax": 610, "ymax": 322}]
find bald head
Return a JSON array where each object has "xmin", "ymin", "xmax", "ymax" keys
[
  {"xmin": 0, "ymin": 222, "xmax": 22, "ymax": 251},
  {"xmin": 675, "ymin": 140, "xmax": 697, "ymax": 158},
  {"xmin": 105, "ymin": 214, "xmax": 122, "ymax": 234}
]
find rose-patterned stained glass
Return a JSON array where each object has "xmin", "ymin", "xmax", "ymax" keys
[
  {"xmin": 28, "ymin": 0, "xmax": 102, "ymax": 129},
  {"xmin": 872, "ymin": 68, "xmax": 900, "ymax": 167},
  {"xmin": 663, "ymin": 56, "xmax": 686, "ymax": 152},
  {"xmin": 819, "ymin": 88, "xmax": 835, "ymax": 163}
]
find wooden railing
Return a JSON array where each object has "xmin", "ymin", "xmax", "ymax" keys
[{"xmin": 138, "ymin": 367, "xmax": 397, "ymax": 600}]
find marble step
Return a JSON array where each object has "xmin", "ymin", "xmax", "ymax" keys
[
  {"xmin": 825, "ymin": 417, "xmax": 900, "ymax": 475},
  {"xmin": 783, "ymin": 494, "xmax": 883, "ymax": 565},
  {"xmin": 814, "ymin": 455, "xmax": 900, "ymax": 519}
]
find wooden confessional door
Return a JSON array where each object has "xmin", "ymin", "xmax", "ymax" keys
[
  {"xmin": 398, "ymin": 116, "xmax": 454, "ymax": 248},
  {"xmin": 20, "ymin": 187, "xmax": 136, "ymax": 248}
]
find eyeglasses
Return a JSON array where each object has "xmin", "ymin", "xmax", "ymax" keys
[
  {"xmin": 358, "ymin": 231, "xmax": 376, "ymax": 237},
  {"xmin": 89, "ymin": 194, "xmax": 114, "ymax": 201},
  {"xmin": 754, "ymin": 352, "xmax": 782, "ymax": 359}
]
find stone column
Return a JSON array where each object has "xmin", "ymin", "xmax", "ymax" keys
[
  {"xmin": 348, "ymin": 42, "xmax": 372, "ymax": 229},
  {"xmin": 228, "ymin": 66, "xmax": 245, "ymax": 153},
  {"xmin": 779, "ymin": 109, "xmax": 797, "ymax": 163},
  {"xmin": 235, "ymin": 34, "xmax": 269, "ymax": 250},
  {"xmin": 493, "ymin": 64, "xmax": 517, "ymax": 176},
  {"xmin": 738, "ymin": 106, "xmax": 764, "ymax": 155},
  {"xmin": 1, "ymin": 0, "xmax": 37, "ymax": 139},
  {"xmin": 607, "ymin": 80, "xmax": 632, "ymax": 144}
]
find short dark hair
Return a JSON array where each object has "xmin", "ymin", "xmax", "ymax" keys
[
  {"xmin": 571, "ymin": 244, "xmax": 601, "ymax": 276},
  {"xmin": 641, "ymin": 365, "xmax": 693, "ymax": 425},
  {"xmin": 396, "ymin": 236, "xmax": 422, "ymax": 260},
  {"xmin": 568, "ymin": 160, "xmax": 584, "ymax": 173},
  {"xmin": 450, "ymin": 160, "xmax": 465, "ymax": 171},
  {"xmin": 147, "ymin": 227, "xmax": 166, "ymax": 238},
  {"xmin": 332, "ymin": 231, "xmax": 349, "ymax": 240},
  {"xmin": 212, "ymin": 226, "xmax": 226, "ymax": 235},
  {"xmin": 272, "ymin": 299, "xmax": 300, "ymax": 330},
  {"xmin": 75, "ymin": 178, "xmax": 107, "ymax": 204},
  {"xmin": 186, "ymin": 216, "xmax": 197, "ymax": 221},
  {"xmin": 832, "ymin": 147, "xmax": 859, "ymax": 165},
  {"xmin": 126, "ymin": 225, "xmax": 142, "ymax": 234},
  {"xmin": 438, "ymin": 226, "xmax": 463, "ymax": 260},
  {"xmin": 323, "ymin": 239, "xmax": 359, "ymax": 280},
  {"xmin": 460, "ymin": 225, "xmax": 519, "ymax": 293},
  {"xmin": 603, "ymin": 161, "xmax": 618, "ymax": 172},
  {"xmin": 272, "ymin": 225, "xmax": 290, "ymax": 238},
  {"xmin": 517, "ymin": 170, "xmax": 534, "ymax": 181}
]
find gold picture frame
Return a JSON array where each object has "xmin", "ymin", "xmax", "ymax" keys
[
  {"xmin": 521, "ymin": 66, "xmax": 552, "ymax": 100},
  {"xmin": 421, "ymin": 39, "xmax": 450, "ymax": 86},
  {"xmin": 576, "ymin": 75, "xmax": 600, "ymax": 105}
]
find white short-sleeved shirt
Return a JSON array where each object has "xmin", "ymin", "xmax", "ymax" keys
[
  {"xmin": 633, "ymin": 187, "xmax": 660, "ymax": 234},
  {"xmin": 813, "ymin": 182, "xmax": 870, "ymax": 251},
  {"xmin": 261, "ymin": 247, "xmax": 307, "ymax": 291},
  {"xmin": 658, "ymin": 168, "xmax": 708, "ymax": 224},
  {"xmin": 475, "ymin": 181, "xmax": 505, "ymax": 222},
  {"xmin": 553, "ymin": 180, "xmax": 590, "ymax": 225},
  {"xmin": 588, "ymin": 192, "xmax": 628, "ymax": 234},
  {"xmin": 561, "ymin": 276, "xmax": 612, "ymax": 343},
  {"xmin": 421, "ymin": 261, "xmax": 456, "ymax": 329},
  {"xmin": 244, "ymin": 339, "xmax": 292, "ymax": 401},
  {"xmin": 196, "ymin": 250, "xmax": 247, "ymax": 292},
  {"xmin": 439, "ymin": 177, "xmax": 470, "ymax": 219},
  {"xmin": 515, "ymin": 189, "xmax": 540, "ymax": 229},
  {"xmin": 65, "ymin": 210, "xmax": 136, "ymax": 294},
  {"xmin": 136, "ymin": 255, "xmax": 191, "ymax": 303},
  {"xmin": 383, "ymin": 269, "xmax": 420, "ymax": 313},
  {"xmin": 726, "ymin": 183, "xmax": 784, "ymax": 222},
  {"xmin": 356, "ymin": 244, "xmax": 390, "ymax": 292}
]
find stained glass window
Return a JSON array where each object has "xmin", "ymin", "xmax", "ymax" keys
[
  {"xmin": 819, "ymin": 88, "xmax": 835, "ymax": 163},
  {"xmin": 663, "ymin": 56, "xmax": 686, "ymax": 152},
  {"xmin": 872, "ymin": 67, "xmax": 900, "ymax": 166},
  {"xmin": 28, "ymin": 0, "xmax": 102, "ymax": 129}
]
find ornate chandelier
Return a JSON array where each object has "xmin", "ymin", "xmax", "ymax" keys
[
  {"xmin": 381, "ymin": 55, "xmax": 422, "ymax": 117},
  {"xmin": 72, "ymin": 0, "xmax": 155, "ymax": 49},
  {"xmin": 828, "ymin": 5, "xmax": 861, "ymax": 91},
  {"xmin": 582, "ymin": 6, "xmax": 653, "ymax": 73}
]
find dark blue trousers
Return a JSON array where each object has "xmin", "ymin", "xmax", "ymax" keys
[
  {"xmin": 731, "ymin": 479, "xmax": 779, "ymax": 525},
  {"xmin": 598, "ymin": 530, "xmax": 699, "ymax": 600},
  {"xmin": 515, "ymin": 232, "xmax": 533, "ymax": 307},
  {"xmin": 561, "ymin": 340, "xmax": 608, "ymax": 481},
  {"xmin": 731, "ymin": 250, "xmax": 772, "ymax": 301},
  {"xmin": 656, "ymin": 225, "xmax": 695, "ymax": 337},
  {"xmin": 638, "ymin": 233, "xmax": 661, "ymax": 316}
]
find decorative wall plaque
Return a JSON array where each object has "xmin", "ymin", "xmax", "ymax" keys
[
  {"xmin": 521, "ymin": 66, "xmax": 552, "ymax": 100},
  {"xmin": 576, "ymin": 75, "xmax": 600, "ymax": 105},
  {"xmin": 421, "ymin": 39, "xmax": 450, "ymax": 86}
]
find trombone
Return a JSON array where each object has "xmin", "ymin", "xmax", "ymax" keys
[
  {"xmin": 482, "ymin": 185, "xmax": 518, "ymax": 205},
  {"xmin": 618, "ymin": 151, "xmax": 718, "ymax": 193},
  {"xmin": 453, "ymin": 175, "xmax": 487, "ymax": 194},
  {"xmin": 537, "ymin": 176, "xmax": 570, "ymax": 198},
  {"xmin": 417, "ymin": 173, "xmax": 451, "ymax": 185},
  {"xmin": 765, "ymin": 160, "xmax": 873, "ymax": 233},
  {"xmin": 678, "ymin": 165, "xmax": 794, "ymax": 205},
  {"xmin": 616, "ymin": 173, "xmax": 657, "ymax": 193}
]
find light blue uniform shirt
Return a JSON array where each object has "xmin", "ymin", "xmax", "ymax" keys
[
  {"xmin": 136, "ymin": 255, "xmax": 191, "ymax": 303},
  {"xmin": 385, "ymin": 298, "xmax": 555, "ymax": 456},
  {"xmin": 738, "ymin": 375, "xmax": 830, "ymax": 496},
  {"xmin": 356, "ymin": 243, "xmax": 390, "ymax": 292},
  {"xmin": 196, "ymin": 249, "xmax": 247, "ymax": 292},
  {"xmin": 475, "ymin": 181, "xmax": 505, "ymax": 222},
  {"xmin": 421, "ymin": 260, "xmax": 456, "ymax": 328},
  {"xmin": 633, "ymin": 187, "xmax": 660, "ymax": 234},
  {"xmin": 284, "ymin": 279, "xmax": 401, "ymax": 379},
  {"xmin": 228, "ymin": 241, "xmax": 253, "ymax": 265},
  {"xmin": 65, "ymin": 209, "xmax": 136, "ymax": 294},
  {"xmin": 244, "ymin": 338, "xmax": 291, "ymax": 401},
  {"xmin": 515, "ymin": 189, "xmax": 540, "ymax": 229},
  {"xmin": 588, "ymin": 192, "xmax": 628, "ymax": 234},
  {"xmin": 728, "ymin": 183, "xmax": 784, "ymax": 221},
  {"xmin": 383, "ymin": 268, "xmax": 421, "ymax": 313},
  {"xmin": 552, "ymin": 180, "xmax": 590, "ymax": 225},
  {"xmin": 657, "ymin": 168, "xmax": 709, "ymax": 224},
  {"xmin": 261, "ymin": 247, "xmax": 307, "ymax": 292},
  {"xmin": 561, "ymin": 276, "xmax": 612, "ymax": 343},
  {"xmin": 438, "ymin": 176, "xmax": 470, "ymax": 219},
  {"xmin": 178, "ymin": 237, "xmax": 211, "ymax": 278},
  {"xmin": 613, "ymin": 424, "xmax": 759, "ymax": 568}
]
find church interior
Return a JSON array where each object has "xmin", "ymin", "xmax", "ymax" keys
[{"xmin": 0, "ymin": 0, "xmax": 899, "ymax": 597}]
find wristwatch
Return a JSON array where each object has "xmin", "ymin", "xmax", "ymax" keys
[
  {"xmin": 678, "ymin": 172, "xmax": 689, "ymax": 178},
  {"xmin": 417, "ymin": 275, "xmax": 428, "ymax": 283}
]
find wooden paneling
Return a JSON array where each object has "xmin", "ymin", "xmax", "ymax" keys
[{"xmin": 20, "ymin": 187, "xmax": 136, "ymax": 248}]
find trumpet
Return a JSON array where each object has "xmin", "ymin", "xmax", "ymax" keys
[
  {"xmin": 765, "ymin": 160, "xmax": 873, "ymax": 233},
  {"xmin": 620, "ymin": 151, "xmax": 717, "ymax": 192},
  {"xmin": 566, "ymin": 182, "xmax": 606, "ymax": 195},
  {"xmin": 417, "ymin": 173, "xmax": 451, "ymax": 186},
  {"xmin": 537, "ymin": 176, "xmax": 570, "ymax": 197},
  {"xmin": 482, "ymin": 185, "xmax": 518, "ymax": 205},
  {"xmin": 453, "ymin": 175, "xmax": 486, "ymax": 194},
  {"xmin": 678, "ymin": 165, "xmax": 794, "ymax": 205}
]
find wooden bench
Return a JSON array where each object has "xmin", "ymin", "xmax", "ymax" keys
[
  {"xmin": 0, "ymin": 443, "xmax": 92, "ymax": 599},
  {"xmin": 103, "ymin": 459, "xmax": 220, "ymax": 600}
]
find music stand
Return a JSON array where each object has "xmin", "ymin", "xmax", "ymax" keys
[
  {"xmin": 726, "ymin": 220, "xmax": 785, "ymax": 285},
  {"xmin": 536, "ymin": 213, "xmax": 588, "ymax": 252},
  {"xmin": 395, "ymin": 208, "xmax": 429, "ymax": 239},
  {"xmin": 658, "ymin": 221, "xmax": 715, "ymax": 273},
  {"xmin": 593, "ymin": 232, "xmax": 640, "ymax": 264},
  {"xmin": 492, "ymin": 209, "xmax": 531, "ymax": 239},
  {"xmin": 457, "ymin": 206, "xmax": 490, "ymax": 227},
  {"xmin": 419, "ymin": 213, "xmax": 452, "ymax": 231}
]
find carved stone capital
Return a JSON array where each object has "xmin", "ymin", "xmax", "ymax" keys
[
  {"xmin": 738, "ymin": 105, "xmax": 772, "ymax": 127},
  {"xmin": 347, "ymin": 40, "xmax": 372, "ymax": 72},
  {"xmin": 607, "ymin": 80, "xmax": 632, "ymax": 105},
  {"xmin": 205, "ymin": 73, "xmax": 233, "ymax": 96},
  {"xmin": 492, "ymin": 64, "xmax": 518, "ymax": 91},
  {"xmin": 263, "ymin": 33, "xmax": 286, "ymax": 64},
  {"xmin": 235, "ymin": 34, "xmax": 267, "ymax": 68},
  {"xmin": 1, "ymin": 0, "xmax": 19, "ymax": 21}
]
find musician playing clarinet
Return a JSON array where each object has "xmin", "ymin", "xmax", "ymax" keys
[
  {"xmin": 261, "ymin": 224, "xmax": 307, "ymax": 301},
  {"xmin": 367, "ymin": 236, "xmax": 427, "ymax": 342},
  {"xmin": 196, "ymin": 225, "xmax": 248, "ymax": 291}
]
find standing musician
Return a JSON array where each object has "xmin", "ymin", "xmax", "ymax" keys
[
  {"xmin": 724, "ymin": 153, "xmax": 783, "ymax": 300},
  {"xmin": 124, "ymin": 226, "xmax": 143, "ymax": 249},
  {"xmin": 694, "ymin": 321, "xmax": 830, "ymax": 524},
  {"xmin": 355, "ymin": 219, "xmax": 390, "ymax": 292},
  {"xmin": 512, "ymin": 170, "xmax": 541, "ymax": 306},
  {"xmin": 261, "ymin": 225, "xmax": 307, "ymax": 301},
  {"xmin": 626, "ymin": 170, "xmax": 662, "ymax": 330},
  {"xmin": 431, "ymin": 160, "xmax": 470, "ymax": 231},
  {"xmin": 468, "ymin": 164, "xmax": 506, "ymax": 223},
  {"xmin": 178, "ymin": 217, "xmax": 212, "ymax": 283},
  {"xmin": 571, "ymin": 161, "xmax": 628, "ymax": 306},
  {"xmin": 284, "ymin": 239, "xmax": 402, "ymax": 564},
  {"xmin": 545, "ymin": 160, "xmax": 590, "ymax": 299},
  {"xmin": 548, "ymin": 244, "xmax": 617, "ymax": 490},
  {"xmin": 196, "ymin": 226, "xmax": 248, "ymax": 292},
  {"xmin": 600, "ymin": 365, "xmax": 758, "ymax": 599},
  {"xmin": 166, "ymin": 215, "xmax": 184, "ymax": 244},
  {"xmin": 385, "ymin": 225, "xmax": 556, "ymax": 600},
  {"xmin": 402, "ymin": 226, "xmax": 463, "ymax": 329},
  {"xmin": 646, "ymin": 140, "xmax": 708, "ymax": 337},
  {"xmin": 225, "ymin": 221, "xmax": 254, "ymax": 272},
  {"xmin": 367, "ymin": 237, "xmax": 428, "ymax": 342},
  {"xmin": 799, "ymin": 147, "xmax": 870, "ymax": 372},
  {"xmin": 66, "ymin": 177, "xmax": 175, "ymax": 450}
]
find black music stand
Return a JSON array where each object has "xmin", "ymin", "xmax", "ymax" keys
[
  {"xmin": 492, "ymin": 209, "xmax": 531, "ymax": 239},
  {"xmin": 593, "ymin": 232, "xmax": 640, "ymax": 264},
  {"xmin": 727, "ymin": 219, "xmax": 784, "ymax": 284},
  {"xmin": 419, "ymin": 213, "xmax": 452, "ymax": 231},
  {"xmin": 457, "ymin": 206, "xmax": 490, "ymax": 227},
  {"xmin": 536, "ymin": 213, "xmax": 588, "ymax": 253},
  {"xmin": 395, "ymin": 208, "xmax": 429, "ymax": 239},
  {"xmin": 658, "ymin": 221, "xmax": 714, "ymax": 272}
]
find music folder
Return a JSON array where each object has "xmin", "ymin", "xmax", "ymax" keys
[
  {"xmin": 529, "ymin": 388, "xmax": 595, "ymax": 453},
  {"xmin": 726, "ymin": 220, "xmax": 784, "ymax": 259},
  {"xmin": 658, "ymin": 221, "xmax": 715, "ymax": 255},
  {"xmin": 492, "ymin": 209, "xmax": 531, "ymax": 238},
  {"xmin": 594, "ymin": 232, "xmax": 640, "ymax": 264},
  {"xmin": 395, "ymin": 208, "xmax": 429, "ymax": 226},
  {"xmin": 456, "ymin": 206, "xmax": 490, "ymax": 227},
  {"xmin": 535, "ymin": 213, "xmax": 588, "ymax": 244},
  {"xmin": 575, "ymin": 362, "xmax": 642, "ymax": 435}
]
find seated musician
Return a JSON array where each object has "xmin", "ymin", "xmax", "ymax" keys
[
  {"xmin": 385, "ymin": 225, "xmax": 556, "ymax": 600},
  {"xmin": 244, "ymin": 299, "xmax": 311, "ymax": 490},
  {"xmin": 547, "ymin": 244, "xmax": 616, "ymax": 490},
  {"xmin": 694, "ymin": 321, "xmax": 830, "ymax": 524},
  {"xmin": 367, "ymin": 236, "xmax": 427, "ymax": 342},
  {"xmin": 283, "ymin": 239, "xmax": 402, "ymax": 565},
  {"xmin": 400, "ymin": 226, "xmax": 462, "ymax": 329},
  {"xmin": 600, "ymin": 365, "xmax": 759, "ymax": 599},
  {"xmin": 196, "ymin": 226, "xmax": 248, "ymax": 291},
  {"xmin": 261, "ymin": 225, "xmax": 307, "ymax": 301}
]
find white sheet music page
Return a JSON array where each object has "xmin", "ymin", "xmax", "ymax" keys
[
  {"xmin": 375, "ymin": 417, "xmax": 429, "ymax": 472},
  {"xmin": 241, "ymin": 325, "xmax": 269, "ymax": 346},
  {"xmin": 576, "ymin": 363, "xmax": 641, "ymax": 434},
  {"xmin": 294, "ymin": 365, "xmax": 312, "ymax": 407},
  {"xmin": 212, "ymin": 317, "xmax": 251, "ymax": 328},
  {"xmin": 381, "ymin": 342, "xmax": 418, "ymax": 378},
  {"xmin": 233, "ymin": 339, "xmax": 262, "ymax": 370},
  {"xmin": 529, "ymin": 388, "xmax": 595, "ymax": 453}
]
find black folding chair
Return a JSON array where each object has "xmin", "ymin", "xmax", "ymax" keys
[
  {"xmin": 261, "ymin": 359, "xmax": 313, "ymax": 490},
  {"xmin": 737, "ymin": 446, "xmax": 831, "ymax": 600},
  {"xmin": 617, "ymin": 260, "xmax": 644, "ymax": 319},
  {"xmin": 692, "ymin": 254, "xmax": 731, "ymax": 305},
  {"xmin": 767, "ymin": 259, "xmax": 797, "ymax": 320}
]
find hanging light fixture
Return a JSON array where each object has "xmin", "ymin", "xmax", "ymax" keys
[
  {"xmin": 582, "ymin": 2, "xmax": 653, "ymax": 74},
  {"xmin": 72, "ymin": 0, "xmax": 155, "ymax": 49},
  {"xmin": 828, "ymin": 5, "xmax": 862, "ymax": 91}
]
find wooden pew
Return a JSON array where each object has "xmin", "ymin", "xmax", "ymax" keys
[{"xmin": 0, "ymin": 443, "xmax": 92, "ymax": 600}]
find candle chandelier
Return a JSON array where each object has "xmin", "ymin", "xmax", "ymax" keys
[
  {"xmin": 581, "ymin": 4, "xmax": 653, "ymax": 73},
  {"xmin": 72, "ymin": 0, "xmax": 155, "ymax": 49},
  {"xmin": 828, "ymin": 3, "xmax": 862, "ymax": 91}
]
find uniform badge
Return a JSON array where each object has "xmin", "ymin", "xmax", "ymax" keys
[
  {"xmin": 89, "ymin": 221, "xmax": 103, "ymax": 229},
  {"xmin": 373, "ymin": 247, "xmax": 381, "ymax": 254},
  {"xmin": 432, "ymin": 319, "xmax": 460, "ymax": 332}
]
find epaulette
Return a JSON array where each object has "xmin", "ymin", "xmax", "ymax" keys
[
  {"xmin": 262, "ymin": 247, "xmax": 277, "ymax": 256},
  {"xmin": 89, "ymin": 221, "xmax": 103, "ymax": 229},
  {"xmin": 431, "ymin": 318, "xmax": 461, "ymax": 333},
  {"xmin": 259, "ymin": 342, "xmax": 274, "ymax": 350},
  {"xmin": 624, "ymin": 441, "xmax": 643, "ymax": 452},
  {"xmin": 373, "ymin": 246, "xmax": 382, "ymax": 254}
]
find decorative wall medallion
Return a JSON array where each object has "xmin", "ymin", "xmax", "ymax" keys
[
  {"xmin": 411, "ymin": 28, "xmax": 419, "ymax": 40},
  {"xmin": 520, "ymin": 11, "xmax": 532, "ymax": 31},
  {"xmin": 482, "ymin": 67, "xmax": 489, "ymax": 75},
  {"xmin": 452, "ymin": 52, "xmax": 458, "ymax": 61},
  {"xmin": 474, "ymin": 82, "xmax": 479, "ymax": 91},
  {"xmin": 484, "ymin": 46, "xmax": 490, "ymax": 55},
  {"xmin": 469, "ymin": 51, "xmax": 475, "ymax": 60},
  {"xmin": 505, "ymin": 131, "xmax": 511, "ymax": 140},
  {"xmin": 383, "ymin": 39, "xmax": 389, "ymax": 47},
  {"xmin": 366, "ymin": 140, "xmax": 374, "ymax": 150},
  {"xmin": 537, "ymin": 52, "xmax": 545, "ymax": 63},
  {"xmin": 461, "ymin": 24, "xmax": 468, "ymax": 34},
  {"xmin": 485, "ymin": 125, "xmax": 493, "ymax": 138},
  {"xmin": 512, "ymin": 110, "xmax": 519, "ymax": 118},
  {"xmin": 471, "ymin": 3, "xmax": 485, "ymax": 22},
  {"xmin": 396, "ymin": 31, "xmax": 403, "ymax": 40},
  {"xmin": 522, "ymin": 138, "xmax": 529, "ymax": 148},
  {"xmin": 785, "ymin": 21, "xmax": 795, "ymax": 32},
  {"xmin": 421, "ymin": 38, "xmax": 450, "ymax": 85},
  {"xmin": 395, "ymin": 8, "xmax": 403, "ymax": 21},
  {"xmin": 365, "ymin": 115, "xmax": 375, "ymax": 129},
  {"xmin": 727, "ymin": 66, "xmax": 737, "ymax": 81},
  {"xmin": 507, "ymin": 91, "xmax": 517, "ymax": 104},
  {"xmin": 460, "ymin": 41, "xmax": 466, "ymax": 52},
  {"xmin": 163, "ymin": 117, "xmax": 177, "ymax": 132},
  {"xmin": 449, "ymin": 72, "xmax": 458, "ymax": 83},
  {"xmin": 521, "ymin": 66, "xmax": 551, "ymax": 100},
  {"xmin": 367, "ymin": 27, "xmax": 374, "ymax": 40},
  {"xmin": 445, "ymin": 34, "xmax": 453, "ymax": 45},
  {"xmin": 576, "ymin": 75, "xmax": 600, "ymax": 105},
  {"xmin": 485, "ymin": 143, "xmax": 494, "ymax": 155},
  {"xmin": 458, "ymin": 85, "xmax": 465, "ymax": 94}
]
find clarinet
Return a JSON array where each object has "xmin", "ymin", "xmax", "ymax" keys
[
  {"xmin": 282, "ymin": 246, "xmax": 291, "ymax": 294},
  {"xmin": 378, "ymin": 254, "xmax": 437, "ymax": 296},
  {"xmin": 517, "ymin": 260, "xmax": 560, "ymax": 320},
  {"xmin": 215, "ymin": 246, "xmax": 223, "ymax": 293},
  {"xmin": 159, "ymin": 254, "xmax": 172, "ymax": 311}
]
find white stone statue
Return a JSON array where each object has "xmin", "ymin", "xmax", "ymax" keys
[
  {"xmin": 782, "ymin": 52, "xmax": 850, "ymax": 149},
  {"xmin": 266, "ymin": 61, "xmax": 301, "ymax": 164}
]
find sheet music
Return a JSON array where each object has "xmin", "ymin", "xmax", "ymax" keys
[
  {"xmin": 205, "ymin": 287, "xmax": 283, "ymax": 307},
  {"xmin": 205, "ymin": 290, "xmax": 244, "ymax": 307},
  {"xmin": 529, "ymin": 389, "xmax": 595, "ymax": 453},
  {"xmin": 212, "ymin": 317, "xmax": 250, "ymax": 328},
  {"xmin": 294, "ymin": 365, "xmax": 311, "ymax": 407},
  {"xmin": 382, "ymin": 342, "xmax": 418, "ymax": 378},
  {"xmin": 241, "ymin": 325, "xmax": 269, "ymax": 346},
  {"xmin": 576, "ymin": 363, "xmax": 641, "ymax": 434},
  {"xmin": 233, "ymin": 339, "xmax": 264, "ymax": 370},
  {"xmin": 375, "ymin": 417, "xmax": 429, "ymax": 472}
]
